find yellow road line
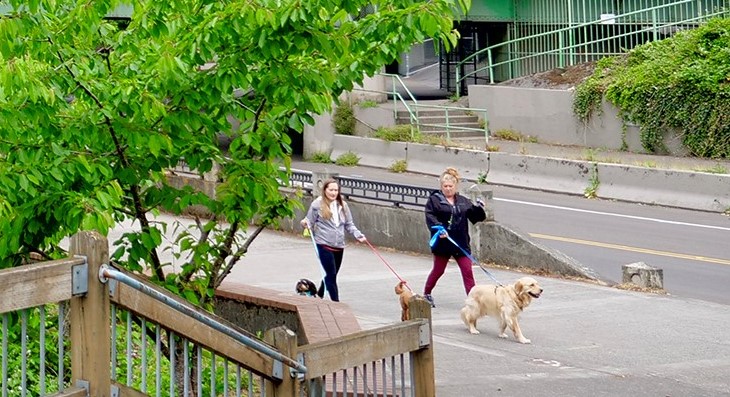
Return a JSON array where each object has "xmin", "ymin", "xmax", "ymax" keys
[{"xmin": 530, "ymin": 233, "xmax": 730, "ymax": 266}]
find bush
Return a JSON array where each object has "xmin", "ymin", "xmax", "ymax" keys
[
  {"xmin": 573, "ymin": 17, "xmax": 730, "ymax": 158},
  {"xmin": 333, "ymin": 102, "xmax": 356, "ymax": 135},
  {"xmin": 335, "ymin": 151, "xmax": 360, "ymax": 166},
  {"xmin": 374, "ymin": 125, "xmax": 416, "ymax": 141},
  {"xmin": 309, "ymin": 151, "xmax": 332, "ymax": 163},
  {"xmin": 389, "ymin": 159, "xmax": 408, "ymax": 173}
]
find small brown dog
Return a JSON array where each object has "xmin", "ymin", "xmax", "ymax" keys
[{"xmin": 394, "ymin": 281, "xmax": 414, "ymax": 321}]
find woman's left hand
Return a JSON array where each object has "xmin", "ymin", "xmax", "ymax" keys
[{"xmin": 357, "ymin": 236, "xmax": 367, "ymax": 243}]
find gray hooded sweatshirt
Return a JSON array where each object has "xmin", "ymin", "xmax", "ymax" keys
[{"xmin": 305, "ymin": 197, "xmax": 364, "ymax": 249}]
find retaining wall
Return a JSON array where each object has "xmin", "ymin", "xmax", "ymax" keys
[
  {"xmin": 468, "ymin": 85, "xmax": 689, "ymax": 155},
  {"xmin": 330, "ymin": 135, "xmax": 730, "ymax": 212}
]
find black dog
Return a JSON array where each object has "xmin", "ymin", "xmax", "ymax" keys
[{"xmin": 295, "ymin": 278, "xmax": 319, "ymax": 297}]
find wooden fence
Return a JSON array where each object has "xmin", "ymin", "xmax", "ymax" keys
[{"xmin": 0, "ymin": 231, "xmax": 434, "ymax": 396}]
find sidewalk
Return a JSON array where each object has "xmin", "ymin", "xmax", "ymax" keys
[{"xmin": 232, "ymin": 226, "xmax": 730, "ymax": 397}]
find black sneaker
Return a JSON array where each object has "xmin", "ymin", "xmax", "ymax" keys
[{"xmin": 424, "ymin": 294, "xmax": 436, "ymax": 308}]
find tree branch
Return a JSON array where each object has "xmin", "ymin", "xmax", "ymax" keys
[
  {"xmin": 207, "ymin": 220, "xmax": 239, "ymax": 286},
  {"xmin": 51, "ymin": 37, "xmax": 164, "ymax": 281},
  {"xmin": 214, "ymin": 223, "xmax": 266, "ymax": 289}
]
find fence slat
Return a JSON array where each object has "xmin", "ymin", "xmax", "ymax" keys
[
  {"xmin": 0, "ymin": 257, "xmax": 85, "ymax": 312},
  {"xmin": 299, "ymin": 320, "xmax": 426, "ymax": 379}
]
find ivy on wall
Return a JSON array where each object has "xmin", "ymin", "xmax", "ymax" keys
[{"xmin": 574, "ymin": 17, "xmax": 730, "ymax": 158}]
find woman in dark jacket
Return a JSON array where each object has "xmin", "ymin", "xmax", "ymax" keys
[{"xmin": 423, "ymin": 167, "xmax": 486, "ymax": 307}]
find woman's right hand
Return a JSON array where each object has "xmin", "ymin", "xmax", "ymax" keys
[{"xmin": 300, "ymin": 219, "xmax": 308, "ymax": 229}]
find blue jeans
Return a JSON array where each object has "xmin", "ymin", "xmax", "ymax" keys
[{"xmin": 316, "ymin": 245, "xmax": 344, "ymax": 301}]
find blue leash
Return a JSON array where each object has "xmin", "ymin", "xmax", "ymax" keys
[{"xmin": 430, "ymin": 225, "xmax": 502, "ymax": 286}]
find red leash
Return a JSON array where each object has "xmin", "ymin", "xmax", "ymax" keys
[{"xmin": 364, "ymin": 240, "xmax": 414, "ymax": 293}]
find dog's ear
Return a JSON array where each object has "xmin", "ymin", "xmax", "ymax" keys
[{"xmin": 514, "ymin": 279, "xmax": 524, "ymax": 295}]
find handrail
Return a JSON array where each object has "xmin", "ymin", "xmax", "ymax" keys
[
  {"xmin": 408, "ymin": 102, "xmax": 489, "ymax": 144},
  {"xmin": 380, "ymin": 72, "xmax": 418, "ymax": 103},
  {"xmin": 455, "ymin": 0, "xmax": 727, "ymax": 96},
  {"xmin": 353, "ymin": 78, "xmax": 490, "ymax": 143},
  {"xmin": 98, "ymin": 265, "xmax": 308, "ymax": 376},
  {"xmin": 349, "ymin": 87, "xmax": 419, "ymax": 140}
]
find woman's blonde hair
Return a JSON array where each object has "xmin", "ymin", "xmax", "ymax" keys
[
  {"xmin": 439, "ymin": 167, "xmax": 460, "ymax": 185},
  {"xmin": 319, "ymin": 178, "xmax": 346, "ymax": 220}
]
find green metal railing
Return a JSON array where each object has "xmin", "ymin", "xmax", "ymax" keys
[
  {"xmin": 352, "ymin": 73, "xmax": 489, "ymax": 144},
  {"xmin": 406, "ymin": 102, "xmax": 489, "ymax": 145},
  {"xmin": 456, "ymin": 0, "xmax": 729, "ymax": 96}
]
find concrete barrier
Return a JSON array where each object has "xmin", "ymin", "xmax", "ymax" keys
[
  {"xmin": 277, "ymin": 194, "xmax": 606, "ymax": 283},
  {"xmin": 597, "ymin": 163, "xmax": 730, "ymax": 212},
  {"xmin": 329, "ymin": 135, "xmax": 730, "ymax": 212}
]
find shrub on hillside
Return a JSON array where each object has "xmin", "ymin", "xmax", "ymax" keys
[{"xmin": 574, "ymin": 17, "xmax": 730, "ymax": 158}]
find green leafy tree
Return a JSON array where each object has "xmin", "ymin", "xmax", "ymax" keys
[{"xmin": 0, "ymin": 0, "xmax": 469, "ymax": 308}]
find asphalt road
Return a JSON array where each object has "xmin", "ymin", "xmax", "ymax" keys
[
  {"xmin": 292, "ymin": 160, "xmax": 730, "ymax": 306},
  {"xmin": 489, "ymin": 185, "xmax": 730, "ymax": 305}
]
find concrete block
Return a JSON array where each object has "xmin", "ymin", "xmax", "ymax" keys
[{"xmin": 622, "ymin": 262, "xmax": 664, "ymax": 289}]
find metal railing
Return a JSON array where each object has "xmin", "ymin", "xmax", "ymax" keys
[
  {"xmin": 337, "ymin": 176, "xmax": 434, "ymax": 208},
  {"xmin": 2, "ymin": 231, "xmax": 436, "ymax": 396},
  {"xmin": 351, "ymin": 87, "xmax": 421, "ymax": 140},
  {"xmin": 455, "ymin": 0, "xmax": 729, "ymax": 95},
  {"xmin": 354, "ymin": 73, "xmax": 489, "ymax": 143},
  {"xmin": 283, "ymin": 168, "xmax": 433, "ymax": 208},
  {"xmin": 406, "ymin": 102, "xmax": 489, "ymax": 144},
  {"xmin": 100, "ymin": 265, "xmax": 307, "ymax": 374}
]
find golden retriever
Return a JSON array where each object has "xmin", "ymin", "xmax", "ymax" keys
[
  {"xmin": 394, "ymin": 281, "xmax": 414, "ymax": 321},
  {"xmin": 460, "ymin": 277, "xmax": 543, "ymax": 344}
]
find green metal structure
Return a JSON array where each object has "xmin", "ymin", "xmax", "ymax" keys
[{"xmin": 442, "ymin": 0, "xmax": 729, "ymax": 93}]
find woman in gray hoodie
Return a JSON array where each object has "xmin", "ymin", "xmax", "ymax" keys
[{"xmin": 301, "ymin": 178, "xmax": 366, "ymax": 301}]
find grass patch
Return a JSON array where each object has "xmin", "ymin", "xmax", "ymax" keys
[
  {"xmin": 335, "ymin": 151, "xmax": 360, "ymax": 166},
  {"xmin": 358, "ymin": 100, "xmax": 378, "ymax": 109},
  {"xmin": 373, "ymin": 125, "xmax": 415, "ymax": 141},
  {"xmin": 493, "ymin": 129, "xmax": 538, "ymax": 143},
  {"xmin": 694, "ymin": 164, "xmax": 728, "ymax": 174},
  {"xmin": 389, "ymin": 159, "xmax": 408, "ymax": 173},
  {"xmin": 309, "ymin": 151, "xmax": 332, "ymax": 163}
]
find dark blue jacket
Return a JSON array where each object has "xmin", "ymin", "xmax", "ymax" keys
[{"xmin": 425, "ymin": 191, "xmax": 486, "ymax": 257}]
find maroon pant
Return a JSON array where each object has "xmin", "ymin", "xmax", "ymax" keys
[{"xmin": 424, "ymin": 254, "xmax": 475, "ymax": 296}]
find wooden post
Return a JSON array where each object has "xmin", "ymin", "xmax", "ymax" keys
[
  {"xmin": 264, "ymin": 326, "xmax": 299, "ymax": 397},
  {"xmin": 69, "ymin": 231, "xmax": 111, "ymax": 396},
  {"xmin": 409, "ymin": 297, "xmax": 435, "ymax": 397}
]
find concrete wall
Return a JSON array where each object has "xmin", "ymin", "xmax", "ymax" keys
[
  {"xmin": 353, "ymin": 106, "xmax": 396, "ymax": 136},
  {"xmin": 468, "ymin": 85, "xmax": 689, "ymax": 155},
  {"xmin": 277, "ymin": 185, "xmax": 603, "ymax": 282},
  {"xmin": 303, "ymin": 111, "xmax": 335, "ymax": 159},
  {"xmin": 329, "ymin": 134, "xmax": 730, "ymax": 212}
]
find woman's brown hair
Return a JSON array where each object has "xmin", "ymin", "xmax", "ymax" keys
[{"xmin": 319, "ymin": 178, "xmax": 346, "ymax": 220}]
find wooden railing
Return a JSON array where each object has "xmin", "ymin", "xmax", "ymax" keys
[{"xmin": 0, "ymin": 231, "xmax": 435, "ymax": 396}]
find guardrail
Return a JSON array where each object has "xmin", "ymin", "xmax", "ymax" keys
[{"xmin": 286, "ymin": 168, "xmax": 433, "ymax": 209}]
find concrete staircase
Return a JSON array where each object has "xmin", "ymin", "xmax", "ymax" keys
[{"xmin": 395, "ymin": 104, "xmax": 485, "ymax": 139}]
